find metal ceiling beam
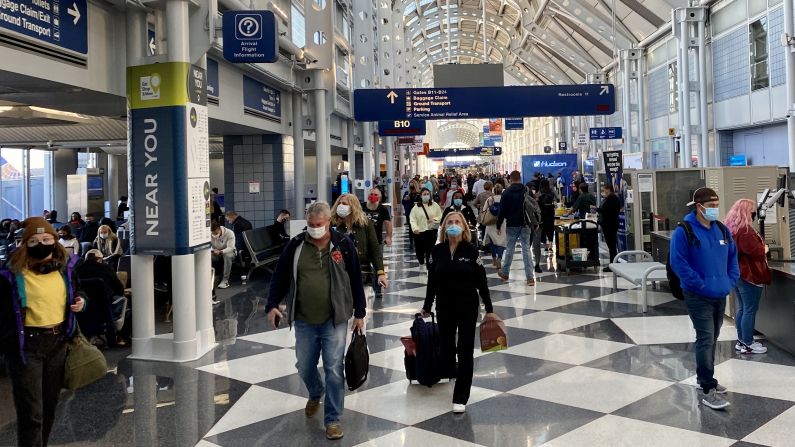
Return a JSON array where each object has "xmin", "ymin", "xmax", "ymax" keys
[
  {"xmin": 550, "ymin": 17, "xmax": 601, "ymax": 68},
  {"xmin": 594, "ymin": 0, "xmax": 639, "ymax": 44},
  {"xmin": 551, "ymin": 10, "xmax": 613, "ymax": 56},
  {"xmin": 617, "ymin": 0, "xmax": 665, "ymax": 28},
  {"xmin": 524, "ymin": 22, "xmax": 598, "ymax": 73},
  {"xmin": 548, "ymin": 0, "xmax": 634, "ymax": 49}
]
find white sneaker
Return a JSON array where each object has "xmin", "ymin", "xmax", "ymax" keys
[
  {"xmin": 452, "ymin": 403, "xmax": 466, "ymax": 413},
  {"xmin": 218, "ymin": 280, "xmax": 230, "ymax": 289},
  {"xmin": 737, "ymin": 341, "xmax": 767, "ymax": 354}
]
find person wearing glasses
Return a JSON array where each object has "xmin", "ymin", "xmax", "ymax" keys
[{"xmin": 0, "ymin": 217, "xmax": 86, "ymax": 447}]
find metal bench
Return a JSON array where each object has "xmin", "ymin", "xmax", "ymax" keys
[
  {"xmin": 609, "ymin": 250, "xmax": 668, "ymax": 313},
  {"xmin": 242, "ymin": 225, "xmax": 286, "ymax": 279}
]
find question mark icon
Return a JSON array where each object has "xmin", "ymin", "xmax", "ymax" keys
[{"xmin": 237, "ymin": 16, "xmax": 260, "ymax": 39}]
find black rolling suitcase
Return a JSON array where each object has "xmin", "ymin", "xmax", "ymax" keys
[{"xmin": 408, "ymin": 313, "xmax": 443, "ymax": 387}]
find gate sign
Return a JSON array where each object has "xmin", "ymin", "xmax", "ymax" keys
[
  {"xmin": 589, "ymin": 127, "xmax": 623, "ymax": 140},
  {"xmin": 378, "ymin": 119, "xmax": 426, "ymax": 136},
  {"xmin": 222, "ymin": 10, "xmax": 278, "ymax": 63},
  {"xmin": 0, "ymin": 0, "xmax": 88, "ymax": 55},
  {"xmin": 353, "ymin": 84, "xmax": 616, "ymax": 121},
  {"xmin": 427, "ymin": 146, "xmax": 502, "ymax": 158},
  {"xmin": 505, "ymin": 118, "xmax": 524, "ymax": 130},
  {"xmin": 243, "ymin": 75, "xmax": 281, "ymax": 120}
]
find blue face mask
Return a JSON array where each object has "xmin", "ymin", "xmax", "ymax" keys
[
  {"xmin": 446, "ymin": 224, "xmax": 463, "ymax": 237},
  {"xmin": 453, "ymin": 198, "xmax": 463, "ymax": 207},
  {"xmin": 702, "ymin": 206, "xmax": 719, "ymax": 222}
]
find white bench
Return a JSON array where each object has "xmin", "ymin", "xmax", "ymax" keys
[{"xmin": 609, "ymin": 250, "xmax": 668, "ymax": 313}]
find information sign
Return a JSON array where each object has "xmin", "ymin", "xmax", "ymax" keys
[
  {"xmin": 427, "ymin": 147, "xmax": 502, "ymax": 158},
  {"xmin": 378, "ymin": 119, "xmax": 426, "ymax": 136},
  {"xmin": 222, "ymin": 10, "xmax": 278, "ymax": 63},
  {"xmin": 0, "ymin": 0, "xmax": 88, "ymax": 54},
  {"xmin": 505, "ymin": 118, "xmax": 524, "ymax": 130},
  {"xmin": 243, "ymin": 76, "xmax": 281, "ymax": 120},
  {"xmin": 589, "ymin": 127, "xmax": 623, "ymax": 140},
  {"xmin": 207, "ymin": 58, "xmax": 219, "ymax": 100}
]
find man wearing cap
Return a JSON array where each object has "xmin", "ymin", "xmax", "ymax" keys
[{"xmin": 670, "ymin": 187, "xmax": 739, "ymax": 410}]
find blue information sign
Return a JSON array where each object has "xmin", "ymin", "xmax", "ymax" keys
[
  {"xmin": 505, "ymin": 118, "xmax": 524, "ymax": 130},
  {"xmin": 207, "ymin": 59, "xmax": 219, "ymax": 99},
  {"xmin": 222, "ymin": 10, "xmax": 278, "ymax": 63},
  {"xmin": 728, "ymin": 154, "xmax": 747, "ymax": 166},
  {"xmin": 0, "ymin": 0, "xmax": 88, "ymax": 54},
  {"xmin": 428, "ymin": 147, "xmax": 502, "ymax": 158},
  {"xmin": 353, "ymin": 84, "xmax": 615, "ymax": 121},
  {"xmin": 589, "ymin": 127, "xmax": 623, "ymax": 140},
  {"xmin": 243, "ymin": 76, "xmax": 281, "ymax": 120},
  {"xmin": 378, "ymin": 119, "xmax": 426, "ymax": 136}
]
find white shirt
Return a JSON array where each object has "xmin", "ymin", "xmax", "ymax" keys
[
  {"xmin": 211, "ymin": 227, "xmax": 236, "ymax": 255},
  {"xmin": 472, "ymin": 178, "xmax": 486, "ymax": 196},
  {"xmin": 59, "ymin": 238, "xmax": 80, "ymax": 256}
]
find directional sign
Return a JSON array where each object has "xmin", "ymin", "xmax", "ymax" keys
[
  {"xmin": 0, "ymin": 0, "xmax": 88, "ymax": 55},
  {"xmin": 207, "ymin": 59, "xmax": 219, "ymax": 99},
  {"xmin": 505, "ymin": 118, "xmax": 524, "ymax": 130},
  {"xmin": 222, "ymin": 10, "xmax": 278, "ymax": 63},
  {"xmin": 353, "ymin": 84, "xmax": 616, "ymax": 121},
  {"xmin": 589, "ymin": 127, "xmax": 623, "ymax": 140},
  {"xmin": 427, "ymin": 147, "xmax": 503, "ymax": 158},
  {"xmin": 147, "ymin": 28, "xmax": 157, "ymax": 56},
  {"xmin": 378, "ymin": 119, "xmax": 426, "ymax": 136},
  {"xmin": 243, "ymin": 76, "xmax": 281, "ymax": 120}
]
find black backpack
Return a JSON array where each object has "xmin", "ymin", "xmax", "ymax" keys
[
  {"xmin": 666, "ymin": 221, "xmax": 730, "ymax": 299},
  {"xmin": 344, "ymin": 328, "xmax": 369, "ymax": 391},
  {"xmin": 410, "ymin": 313, "xmax": 442, "ymax": 387}
]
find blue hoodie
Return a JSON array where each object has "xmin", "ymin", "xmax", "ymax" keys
[{"xmin": 670, "ymin": 211, "xmax": 740, "ymax": 299}]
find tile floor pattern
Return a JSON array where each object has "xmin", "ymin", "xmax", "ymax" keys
[{"xmin": 2, "ymin": 232, "xmax": 795, "ymax": 446}]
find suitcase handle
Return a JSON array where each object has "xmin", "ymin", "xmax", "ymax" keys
[{"xmin": 414, "ymin": 312, "xmax": 435, "ymax": 323}]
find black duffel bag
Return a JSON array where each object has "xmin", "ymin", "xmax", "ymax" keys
[{"xmin": 345, "ymin": 328, "xmax": 369, "ymax": 391}]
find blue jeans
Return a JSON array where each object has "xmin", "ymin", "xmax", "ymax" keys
[
  {"xmin": 500, "ymin": 226, "xmax": 534, "ymax": 280},
  {"xmin": 294, "ymin": 319, "xmax": 348, "ymax": 425},
  {"xmin": 734, "ymin": 279, "xmax": 763, "ymax": 346},
  {"xmin": 491, "ymin": 244, "xmax": 505, "ymax": 259},
  {"xmin": 683, "ymin": 290, "xmax": 726, "ymax": 393}
]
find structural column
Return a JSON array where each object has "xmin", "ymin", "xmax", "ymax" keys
[
  {"xmin": 314, "ymin": 80, "xmax": 331, "ymax": 203},
  {"xmin": 385, "ymin": 137, "xmax": 395, "ymax": 205},
  {"xmin": 784, "ymin": 0, "xmax": 795, "ymax": 171},
  {"xmin": 292, "ymin": 92, "xmax": 306, "ymax": 217},
  {"xmin": 674, "ymin": 7, "xmax": 706, "ymax": 167},
  {"xmin": 362, "ymin": 123, "xmax": 373, "ymax": 196},
  {"xmin": 347, "ymin": 120, "xmax": 356, "ymax": 196}
]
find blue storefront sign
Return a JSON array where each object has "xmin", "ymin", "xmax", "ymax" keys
[
  {"xmin": 222, "ymin": 10, "xmax": 278, "ymax": 63},
  {"xmin": 729, "ymin": 154, "xmax": 747, "ymax": 166},
  {"xmin": 0, "ymin": 0, "xmax": 88, "ymax": 54},
  {"xmin": 428, "ymin": 146, "xmax": 502, "ymax": 158},
  {"xmin": 243, "ymin": 75, "xmax": 281, "ymax": 120},
  {"xmin": 505, "ymin": 118, "xmax": 524, "ymax": 130},
  {"xmin": 207, "ymin": 58, "xmax": 219, "ymax": 99},
  {"xmin": 353, "ymin": 84, "xmax": 616, "ymax": 121},
  {"xmin": 378, "ymin": 119, "xmax": 426, "ymax": 136},
  {"xmin": 589, "ymin": 127, "xmax": 623, "ymax": 140},
  {"xmin": 521, "ymin": 154, "xmax": 578, "ymax": 195}
]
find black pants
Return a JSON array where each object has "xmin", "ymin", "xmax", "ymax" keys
[
  {"xmin": 415, "ymin": 230, "xmax": 437, "ymax": 265},
  {"xmin": 437, "ymin": 306, "xmax": 478, "ymax": 405},
  {"xmin": 6, "ymin": 333, "xmax": 67, "ymax": 447},
  {"xmin": 603, "ymin": 227, "xmax": 618, "ymax": 264}
]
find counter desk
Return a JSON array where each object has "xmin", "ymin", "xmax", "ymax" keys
[{"xmin": 756, "ymin": 262, "xmax": 795, "ymax": 356}]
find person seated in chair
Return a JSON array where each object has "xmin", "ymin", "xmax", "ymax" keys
[
  {"xmin": 210, "ymin": 221, "xmax": 236, "ymax": 289},
  {"xmin": 77, "ymin": 249, "xmax": 127, "ymax": 345}
]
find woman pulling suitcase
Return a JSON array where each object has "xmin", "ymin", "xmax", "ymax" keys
[{"xmin": 422, "ymin": 211, "xmax": 496, "ymax": 414}]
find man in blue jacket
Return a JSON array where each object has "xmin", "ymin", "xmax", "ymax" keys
[
  {"xmin": 670, "ymin": 187, "xmax": 739, "ymax": 410},
  {"xmin": 496, "ymin": 171, "xmax": 539, "ymax": 286},
  {"xmin": 265, "ymin": 201, "xmax": 366, "ymax": 440}
]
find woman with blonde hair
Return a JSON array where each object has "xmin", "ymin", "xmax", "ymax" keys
[
  {"xmin": 724, "ymin": 198, "xmax": 771, "ymax": 354},
  {"xmin": 422, "ymin": 211, "xmax": 496, "ymax": 414},
  {"xmin": 92, "ymin": 224, "xmax": 123, "ymax": 262},
  {"xmin": 332, "ymin": 194, "xmax": 387, "ymax": 296}
]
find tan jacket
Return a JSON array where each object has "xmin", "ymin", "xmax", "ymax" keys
[{"xmin": 409, "ymin": 201, "xmax": 443, "ymax": 232}]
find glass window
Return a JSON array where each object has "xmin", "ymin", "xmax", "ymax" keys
[
  {"xmin": 750, "ymin": 17, "xmax": 769, "ymax": 91},
  {"xmin": 291, "ymin": 4, "xmax": 306, "ymax": 48},
  {"xmin": 668, "ymin": 62, "xmax": 678, "ymax": 113},
  {"xmin": 0, "ymin": 148, "xmax": 25, "ymax": 220},
  {"xmin": 29, "ymin": 150, "xmax": 52, "ymax": 218}
]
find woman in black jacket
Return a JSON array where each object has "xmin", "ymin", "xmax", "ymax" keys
[
  {"xmin": 422, "ymin": 211, "xmax": 496, "ymax": 414},
  {"xmin": 441, "ymin": 190, "xmax": 477, "ymax": 229}
]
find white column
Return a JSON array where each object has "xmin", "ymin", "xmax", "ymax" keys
[
  {"xmin": 347, "ymin": 120, "xmax": 356, "ymax": 195},
  {"xmin": 679, "ymin": 18, "xmax": 693, "ymax": 166},
  {"xmin": 130, "ymin": 254, "xmax": 155, "ymax": 359},
  {"xmin": 386, "ymin": 137, "xmax": 395, "ymax": 205},
  {"xmin": 292, "ymin": 92, "xmax": 306, "ymax": 217},
  {"xmin": 194, "ymin": 248, "xmax": 213, "ymax": 348},
  {"xmin": 314, "ymin": 86, "xmax": 330, "ymax": 203},
  {"xmin": 697, "ymin": 19, "xmax": 709, "ymax": 167},
  {"xmin": 171, "ymin": 254, "xmax": 197, "ymax": 361},
  {"xmin": 362, "ymin": 123, "xmax": 373, "ymax": 197},
  {"xmin": 785, "ymin": 0, "xmax": 795, "ymax": 171}
]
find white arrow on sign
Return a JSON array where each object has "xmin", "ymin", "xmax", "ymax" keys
[
  {"xmin": 386, "ymin": 91, "xmax": 398, "ymax": 104},
  {"xmin": 600, "ymin": 85, "xmax": 609, "ymax": 95},
  {"xmin": 148, "ymin": 37, "xmax": 156, "ymax": 55},
  {"xmin": 67, "ymin": 2, "xmax": 81, "ymax": 25}
]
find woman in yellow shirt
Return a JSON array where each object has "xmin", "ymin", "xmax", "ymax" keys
[
  {"xmin": 409, "ymin": 187, "xmax": 443, "ymax": 266},
  {"xmin": 0, "ymin": 217, "xmax": 86, "ymax": 447}
]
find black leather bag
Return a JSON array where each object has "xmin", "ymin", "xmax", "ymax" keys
[{"xmin": 345, "ymin": 328, "xmax": 369, "ymax": 391}]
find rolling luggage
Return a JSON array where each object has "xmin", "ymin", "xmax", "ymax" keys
[
  {"xmin": 409, "ymin": 313, "xmax": 442, "ymax": 387},
  {"xmin": 401, "ymin": 336, "xmax": 418, "ymax": 382}
]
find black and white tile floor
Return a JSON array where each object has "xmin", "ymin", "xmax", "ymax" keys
[{"xmin": 2, "ymin": 232, "xmax": 795, "ymax": 446}]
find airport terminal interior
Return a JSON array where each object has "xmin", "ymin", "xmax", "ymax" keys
[{"xmin": 5, "ymin": 0, "xmax": 795, "ymax": 446}]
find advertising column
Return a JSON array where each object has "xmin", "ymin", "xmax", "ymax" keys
[{"xmin": 602, "ymin": 150, "xmax": 627, "ymax": 251}]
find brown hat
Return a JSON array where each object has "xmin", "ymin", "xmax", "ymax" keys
[
  {"xmin": 20, "ymin": 217, "xmax": 58, "ymax": 243},
  {"xmin": 686, "ymin": 187, "xmax": 719, "ymax": 207}
]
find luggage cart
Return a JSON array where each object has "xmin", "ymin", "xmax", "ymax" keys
[{"xmin": 555, "ymin": 219, "xmax": 601, "ymax": 273}]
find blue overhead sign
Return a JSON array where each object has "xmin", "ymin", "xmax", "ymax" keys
[
  {"xmin": 207, "ymin": 58, "xmax": 219, "ymax": 100},
  {"xmin": 0, "ymin": 0, "xmax": 88, "ymax": 55},
  {"xmin": 589, "ymin": 127, "xmax": 623, "ymax": 140},
  {"xmin": 243, "ymin": 75, "xmax": 281, "ymax": 120},
  {"xmin": 728, "ymin": 154, "xmax": 747, "ymax": 166},
  {"xmin": 378, "ymin": 119, "xmax": 426, "ymax": 136},
  {"xmin": 428, "ymin": 147, "xmax": 502, "ymax": 158},
  {"xmin": 353, "ymin": 84, "xmax": 616, "ymax": 121},
  {"xmin": 222, "ymin": 10, "xmax": 278, "ymax": 63},
  {"xmin": 505, "ymin": 118, "xmax": 524, "ymax": 130}
]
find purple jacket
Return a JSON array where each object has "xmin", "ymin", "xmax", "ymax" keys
[{"xmin": 0, "ymin": 254, "xmax": 84, "ymax": 362}]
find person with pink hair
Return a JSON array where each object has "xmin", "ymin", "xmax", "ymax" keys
[{"xmin": 724, "ymin": 198, "xmax": 771, "ymax": 354}]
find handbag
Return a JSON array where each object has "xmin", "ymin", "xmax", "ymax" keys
[
  {"xmin": 480, "ymin": 198, "xmax": 498, "ymax": 226},
  {"xmin": 64, "ymin": 327, "xmax": 108, "ymax": 391},
  {"xmin": 421, "ymin": 204, "xmax": 439, "ymax": 230},
  {"xmin": 344, "ymin": 328, "xmax": 369, "ymax": 391},
  {"xmin": 479, "ymin": 314, "xmax": 508, "ymax": 352}
]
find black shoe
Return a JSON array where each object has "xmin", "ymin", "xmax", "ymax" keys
[
  {"xmin": 534, "ymin": 265, "xmax": 542, "ymax": 273},
  {"xmin": 602, "ymin": 266, "xmax": 611, "ymax": 273}
]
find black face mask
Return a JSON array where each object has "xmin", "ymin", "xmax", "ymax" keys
[{"xmin": 28, "ymin": 243, "xmax": 55, "ymax": 260}]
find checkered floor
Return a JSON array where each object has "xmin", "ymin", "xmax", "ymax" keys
[{"xmin": 195, "ymin": 232, "xmax": 795, "ymax": 447}]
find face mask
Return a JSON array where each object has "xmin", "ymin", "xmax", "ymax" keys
[
  {"xmin": 336, "ymin": 204, "xmax": 351, "ymax": 217},
  {"xmin": 701, "ymin": 206, "xmax": 719, "ymax": 222},
  {"xmin": 453, "ymin": 198, "xmax": 463, "ymax": 207},
  {"xmin": 446, "ymin": 224, "xmax": 463, "ymax": 237},
  {"xmin": 28, "ymin": 243, "xmax": 54, "ymax": 260},
  {"xmin": 100, "ymin": 233, "xmax": 109, "ymax": 239},
  {"xmin": 451, "ymin": 184, "xmax": 458, "ymax": 189},
  {"xmin": 307, "ymin": 226, "xmax": 327, "ymax": 239},
  {"xmin": 368, "ymin": 194, "xmax": 379, "ymax": 203},
  {"xmin": 421, "ymin": 195, "xmax": 431, "ymax": 202}
]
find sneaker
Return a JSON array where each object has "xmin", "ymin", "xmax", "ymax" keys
[
  {"xmin": 325, "ymin": 423, "xmax": 344, "ymax": 440},
  {"xmin": 217, "ymin": 280, "xmax": 230, "ymax": 289},
  {"xmin": 452, "ymin": 403, "xmax": 466, "ymax": 413},
  {"xmin": 534, "ymin": 265, "xmax": 542, "ymax": 273},
  {"xmin": 737, "ymin": 341, "xmax": 768, "ymax": 354},
  {"xmin": 602, "ymin": 266, "xmax": 612, "ymax": 273},
  {"xmin": 697, "ymin": 383, "xmax": 727, "ymax": 394},
  {"xmin": 701, "ymin": 389, "xmax": 731, "ymax": 410},
  {"xmin": 497, "ymin": 271, "xmax": 509, "ymax": 281},
  {"xmin": 526, "ymin": 278, "xmax": 536, "ymax": 286},
  {"xmin": 305, "ymin": 399, "xmax": 321, "ymax": 417}
]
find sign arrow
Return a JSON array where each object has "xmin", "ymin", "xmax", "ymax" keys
[
  {"xmin": 600, "ymin": 85, "xmax": 609, "ymax": 95},
  {"xmin": 386, "ymin": 91, "xmax": 398, "ymax": 104},
  {"xmin": 148, "ymin": 37, "xmax": 156, "ymax": 55},
  {"xmin": 67, "ymin": 2, "xmax": 81, "ymax": 25}
]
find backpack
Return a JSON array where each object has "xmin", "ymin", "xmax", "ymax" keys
[
  {"xmin": 666, "ymin": 221, "xmax": 730, "ymax": 299},
  {"xmin": 410, "ymin": 313, "xmax": 442, "ymax": 387},
  {"xmin": 523, "ymin": 188, "xmax": 541, "ymax": 228},
  {"xmin": 344, "ymin": 328, "xmax": 369, "ymax": 390}
]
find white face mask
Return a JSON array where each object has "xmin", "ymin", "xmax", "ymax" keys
[
  {"xmin": 307, "ymin": 226, "xmax": 327, "ymax": 239},
  {"xmin": 336, "ymin": 204, "xmax": 351, "ymax": 217},
  {"xmin": 99, "ymin": 233, "xmax": 109, "ymax": 240}
]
